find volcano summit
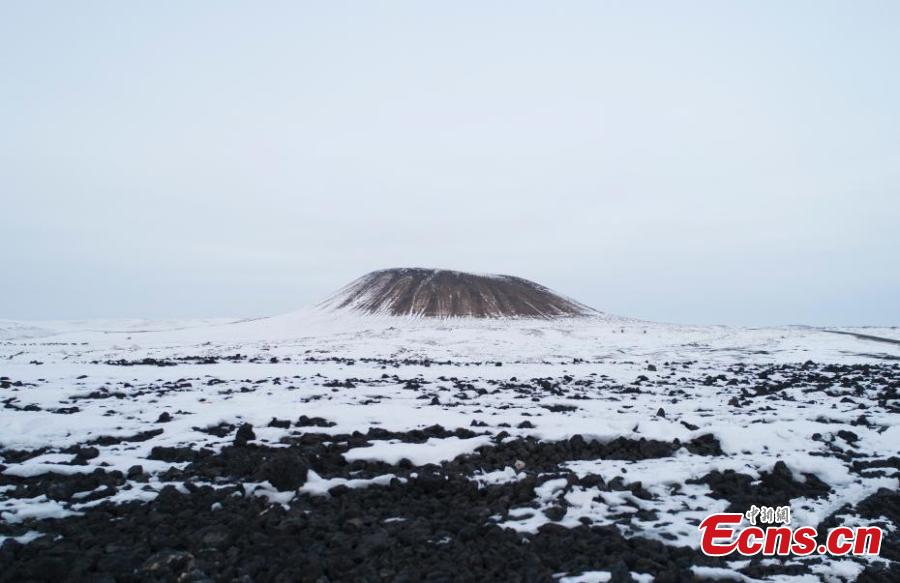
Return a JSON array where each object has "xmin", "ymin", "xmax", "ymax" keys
[{"xmin": 320, "ymin": 268, "xmax": 595, "ymax": 319}]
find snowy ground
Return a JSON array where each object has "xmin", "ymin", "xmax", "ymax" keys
[{"xmin": 0, "ymin": 312, "xmax": 898, "ymax": 581}]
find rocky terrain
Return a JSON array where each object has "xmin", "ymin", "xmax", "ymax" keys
[{"xmin": 0, "ymin": 291, "xmax": 898, "ymax": 581}]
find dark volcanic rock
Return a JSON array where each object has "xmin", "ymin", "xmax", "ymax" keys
[
  {"xmin": 267, "ymin": 417, "xmax": 291, "ymax": 429},
  {"xmin": 685, "ymin": 433, "xmax": 725, "ymax": 456},
  {"xmin": 3, "ymin": 360, "xmax": 896, "ymax": 582},
  {"xmin": 234, "ymin": 423, "xmax": 256, "ymax": 446},
  {"xmin": 149, "ymin": 446, "xmax": 211, "ymax": 463},
  {"xmin": 262, "ymin": 451, "xmax": 309, "ymax": 491},
  {"xmin": 691, "ymin": 461, "xmax": 831, "ymax": 512},
  {"xmin": 0, "ymin": 468, "xmax": 722, "ymax": 582}
]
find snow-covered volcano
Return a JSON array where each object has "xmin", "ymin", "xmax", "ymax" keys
[{"xmin": 319, "ymin": 268, "xmax": 595, "ymax": 319}]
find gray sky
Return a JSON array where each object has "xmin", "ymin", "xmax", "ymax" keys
[{"xmin": 2, "ymin": 1, "xmax": 898, "ymax": 326}]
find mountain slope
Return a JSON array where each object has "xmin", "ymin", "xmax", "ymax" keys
[{"xmin": 320, "ymin": 268, "xmax": 595, "ymax": 319}]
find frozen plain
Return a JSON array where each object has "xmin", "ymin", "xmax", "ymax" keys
[{"xmin": 0, "ymin": 310, "xmax": 898, "ymax": 582}]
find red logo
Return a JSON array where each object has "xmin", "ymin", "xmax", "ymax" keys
[{"xmin": 699, "ymin": 513, "xmax": 883, "ymax": 557}]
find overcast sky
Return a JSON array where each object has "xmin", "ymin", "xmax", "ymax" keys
[{"xmin": 2, "ymin": 1, "xmax": 898, "ymax": 325}]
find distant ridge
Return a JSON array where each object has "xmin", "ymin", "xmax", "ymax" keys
[{"xmin": 320, "ymin": 268, "xmax": 596, "ymax": 319}]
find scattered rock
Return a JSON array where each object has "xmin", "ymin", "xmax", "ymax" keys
[
  {"xmin": 234, "ymin": 423, "xmax": 256, "ymax": 446},
  {"xmin": 262, "ymin": 451, "xmax": 309, "ymax": 491},
  {"xmin": 544, "ymin": 506, "xmax": 567, "ymax": 521}
]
